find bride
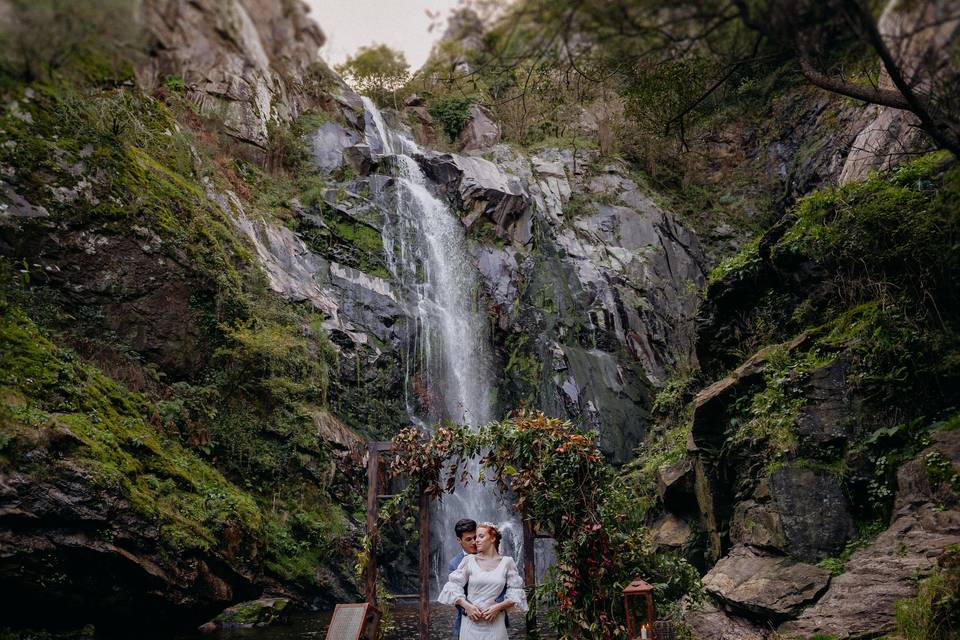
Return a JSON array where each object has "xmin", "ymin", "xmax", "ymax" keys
[{"xmin": 438, "ymin": 522, "xmax": 528, "ymax": 639}]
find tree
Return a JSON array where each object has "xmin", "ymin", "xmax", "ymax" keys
[
  {"xmin": 335, "ymin": 43, "xmax": 410, "ymax": 108},
  {"xmin": 733, "ymin": 0, "xmax": 960, "ymax": 156},
  {"xmin": 541, "ymin": 0, "xmax": 960, "ymax": 156}
]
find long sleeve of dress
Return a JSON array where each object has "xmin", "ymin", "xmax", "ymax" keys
[
  {"xmin": 503, "ymin": 557, "xmax": 529, "ymax": 613},
  {"xmin": 438, "ymin": 556, "xmax": 469, "ymax": 605}
]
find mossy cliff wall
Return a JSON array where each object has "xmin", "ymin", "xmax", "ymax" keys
[
  {"xmin": 0, "ymin": 0, "xmax": 368, "ymax": 630},
  {"xmin": 1, "ymin": 0, "xmax": 959, "ymax": 638}
]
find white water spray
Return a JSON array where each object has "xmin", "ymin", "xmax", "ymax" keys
[{"xmin": 360, "ymin": 97, "xmax": 524, "ymax": 590}]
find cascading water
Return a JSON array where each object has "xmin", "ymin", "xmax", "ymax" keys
[{"xmin": 360, "ymin": 97, "xmax": 524, "ymax": 591}]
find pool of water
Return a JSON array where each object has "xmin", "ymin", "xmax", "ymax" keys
[{"xmin": 170, "ymin": 603, "xmax": 551, "ymax": 640}]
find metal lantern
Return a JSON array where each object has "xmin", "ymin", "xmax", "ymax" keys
[{"xmin": 623, "ymin": 578, "xmax": 655, "ymax": 640}]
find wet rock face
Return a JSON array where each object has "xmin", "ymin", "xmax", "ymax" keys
[
  {"xmin": 453, "ymin": 146, "xmax": 706, "ymax": 463},
  {"xmin": 216, "ymin": 183, "xmax": 408, "ymax": 440},
  {"xmin": 140, "ymin": 0, "xmax": 326, "ymax": 149}
]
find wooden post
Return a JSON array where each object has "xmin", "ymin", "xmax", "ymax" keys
[
  {"xmin": 522, "ymin": 516, "xmax": 537, "ymax": 636},
  {"xmin": 418, "ymin": 481, "xmax": 430, "ymax": 640},
  {"xmin": 366, "ymin": 444, "xmax": 379, "ymax": 604},
  {"xmin": 365, "ymin": 444, "xmax": 380, "ymax": 639}
]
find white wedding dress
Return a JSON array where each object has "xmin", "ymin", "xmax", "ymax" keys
[{"xmin": 438, "ymin": 554, "xmax": 529, "ymax": 640}]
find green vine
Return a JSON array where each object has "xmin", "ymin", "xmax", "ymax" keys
[{"xmin": 389, "ymin": 410, "xmax": 701, "ymax": 639}]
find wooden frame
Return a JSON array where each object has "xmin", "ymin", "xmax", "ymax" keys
[
  {"xmin": 365, "ymin": 442, "xmax": 430, "ymax": 640},
  {"xmin": 326, "ymin": 603, "xmax": 371, "ymax": 640},
  {"xmin": 366, "ymin": 441, "xmax": 549, "ymax": 639}
]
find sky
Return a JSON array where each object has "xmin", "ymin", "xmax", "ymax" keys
[{"xmin": 306, "ymin": 0, "xmax": 463, "ymax": 72}]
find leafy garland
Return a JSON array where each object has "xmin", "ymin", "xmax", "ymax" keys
[{"xmin": 388, "ymin": 410, "xmax": 701, "ymax": 639}]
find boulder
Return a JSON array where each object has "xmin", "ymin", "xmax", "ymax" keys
[
  {"xmin": 310, "ymin": 122, "xmax": 360, "ymax": 173},
  {"xmin": 729, "ymin": 466, "xmax": 855, "ymax": 561},
  {"xmin": 657, "ymin": 459, "xmax": 698, "ymax": 514},
  {"xmin": 730, "ymin": 490, "xmax": 785, "ymax": 551},
  {"xmin": 404, "ymin": 96, "xmax": 436, "ymax": 147},
  {"xmin": 202, "ymin": 597, "xmax": 292, "ymax": 631},
  {"xmin": 458, "ymin": 104, "xmax": 501, "ymax": 151},
  {"xmin": 342, "ymin": 144, "xmax": 377, "ymax": 176},
  {"xmin": 682, "ymin": 598, "xmax": 770, "ymax": 640},
  {"xmin": 768, "ymin": 465, "xmax": 856, "ymax": 561},
  {"xmin": 419, "ymin": 153, "xmax": 530, "ymax": 235},
  {"xmin": 780, "ymin": 429, "xmax": 960, "ymax": 638},
  {"xmin": 650, "ymin": 513, "xmax": 694, "ymax": 550},
  {"xmin": 795, "ymin": 359, "xmax": 853, "ymax": 453},
  {"xmin": 690, "ymin": 334, "xmax": 809, "ymax": 452},
  {"xmin": 702, "ymin": 545, "xmax": 831, "ymax": 620}
]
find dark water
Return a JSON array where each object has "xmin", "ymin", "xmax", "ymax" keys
[{"xmin": 171, "ymin": 604, "xmax": 548, "ymax": 640}]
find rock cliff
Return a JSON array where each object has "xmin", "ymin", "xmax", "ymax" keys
[{"xmin": 0, "ymin": 0, "xmax": 958, "ymax": 637}]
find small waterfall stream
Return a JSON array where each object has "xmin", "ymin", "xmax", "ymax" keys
[{"xmin": 360, "ymin": 97, "xmax": 524, "ymax": 591}]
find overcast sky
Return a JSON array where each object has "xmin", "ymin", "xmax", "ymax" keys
[{"xmin": 306, "ymin": 0, "xmax": 463, "ymax": 71}]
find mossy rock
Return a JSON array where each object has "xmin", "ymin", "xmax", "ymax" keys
[{"xmin": 206, "ymin": 597, "xmax": 292, "ymax": 630}]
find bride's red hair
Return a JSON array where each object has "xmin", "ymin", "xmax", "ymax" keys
[{"xmin": 478, "ymin": 522, "xmax": 501, "ymax": 551}]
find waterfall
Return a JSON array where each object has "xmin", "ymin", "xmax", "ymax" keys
[{"xmin": 360, "ymin": 97, "xmax": 524, "ymax": 591}]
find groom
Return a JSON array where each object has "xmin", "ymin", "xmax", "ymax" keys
[{"xmin": 448, "ymin": 518, "xmax": 508, "ymax": 638}]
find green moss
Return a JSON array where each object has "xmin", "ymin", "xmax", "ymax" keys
[
  {"xmin": 0, "ymin": 302, "xmax": 263, "ymax": 556},
  {"xmin": 782, "ymin": 151, "xmax": 957, "ymax": 300},
  {"xmin": 300, "ymin": 208, "xmax": 390, "ymax": 279},
  {"xmin": 728, "ymin": 345, "xmax": 833, "ymax": 464},
  {"xmin": 707, "ymin": 235, "xmax": 761, "ymax": 284},
  {"xmin": 501, "ymin": 333, "xmax": 542, "ymax": 406},
  {"xmin": 625, "ymin": 422, "xmax": 691, "ymax": 511},
  {"xmin": 0, "ymin": 72, "xmax": 357, "ymax": 586}
]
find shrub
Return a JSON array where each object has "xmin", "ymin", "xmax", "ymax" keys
[
  {"xmin": 428, "ymin": 96, "xmax": 475, "ymax": 142},
  {"xmin": 895, "ymin": 546, "xmax": 960, "ymax": 640}
]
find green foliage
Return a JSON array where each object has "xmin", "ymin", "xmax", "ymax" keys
[
  {"xmin": 707, "ymin": 236, "xmax": 762, "ymax": 284},
  {"xmin": 728, "ymin": 346, "xmax": 831, "ymax": 465},
  {"xmin": 391, "ymin": 411, "xmax": 702, "ymax": 638},
  {"xmin": 923, "ymin": 450, "xmax": 960, "ymax": 494},
  {"xmin": 335, "ymin": 43, "xmax": 409, "ymax": 106},
  {"xmin": 895, "ymin": 546, "xmax": 960, "ymax": 640},
  {"xmin": 428, "ymin": 96, "xmax": 475, "ymax": 142},
  {"xmin": 216, "ymin": 318, "xmax": 330, "ymax": 404},
  {"xmin": 783, "ymin": 151, "xmax": 958, "ymax": 306},
  {"xmin": 817, "ymin": 519, "xmax": 886, "ymax": 576},
  {"xmin": 625, "ymin": 422, "xmax": 691, "ymax": 512},
  {"xmin": 162, "ymin": 74, "xmax": 185, "ymax": 92}
]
